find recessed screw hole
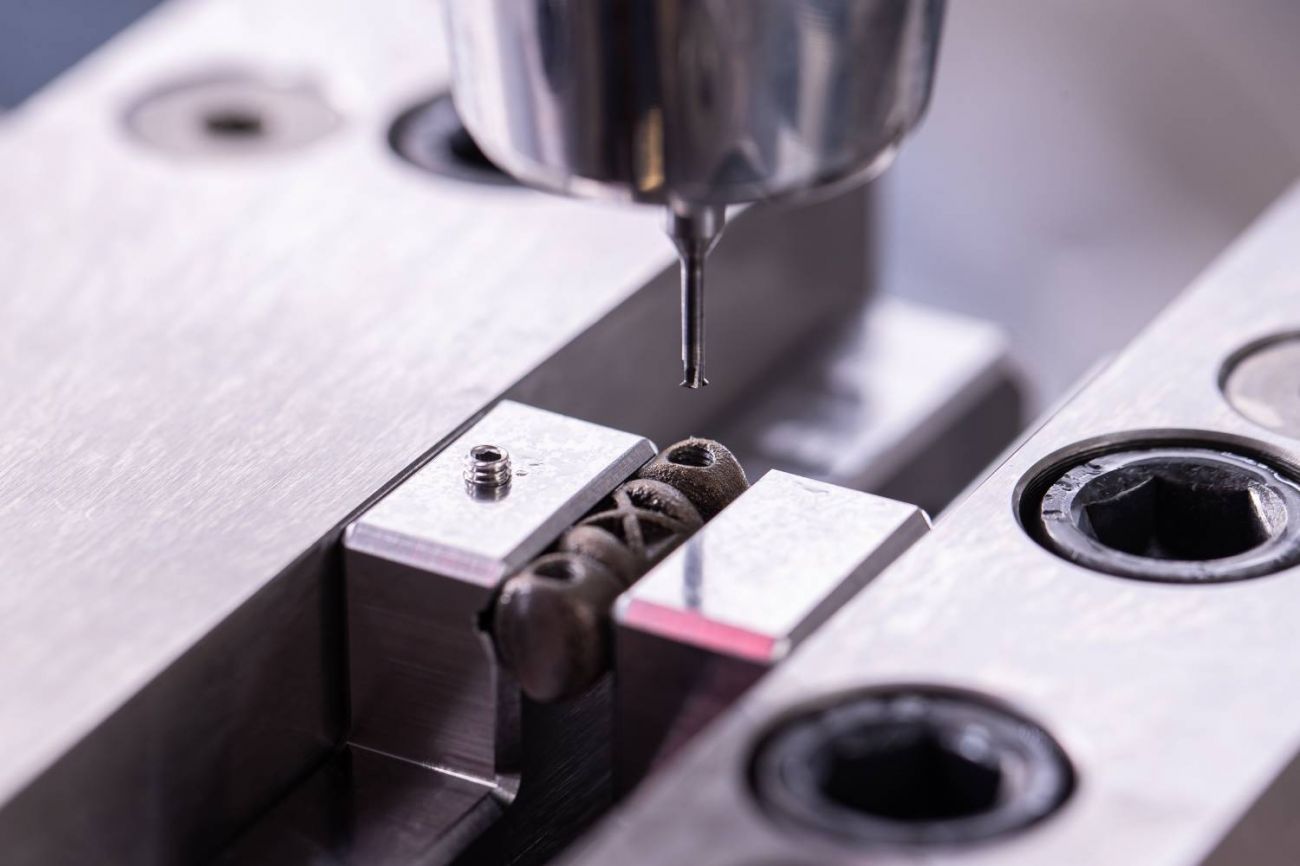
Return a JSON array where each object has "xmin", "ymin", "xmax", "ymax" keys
[
  {"xmin": 816, "ymin": 722, "xmax": 1001, "ymax": 822},
  {"xmin": 752, "ymin": 690, "xmax": 1073, "ymax": 846},
  {"xmin": 1025, "ymin": 444, "xmax": 1300, "ymax": 583},
  {"xmin": 668, "ymin": 444, "xmax": 715, "ymax": 468},
  {"xmin": 202, "ymin": 107, "xmax": 265, "ymax": 137},
  {"xmin": 1080, "ymin": 469, "xmax": 1271, "ymax": 560}
]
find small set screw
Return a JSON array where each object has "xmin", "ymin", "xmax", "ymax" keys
[{"xmin": 465, "ymin": 444, "xmax": 512, "ymax": 496}]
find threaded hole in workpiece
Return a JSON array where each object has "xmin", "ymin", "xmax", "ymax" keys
[
  {"xmin": 816, "ymin": 721, "xmax": 1002, "ymax": 821},
  {"xmin": 668, "ymin": 444, "xmax": 715, "ymax": 468}
]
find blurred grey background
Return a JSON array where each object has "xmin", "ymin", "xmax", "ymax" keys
[{"xmin": 4, "ymin": 0, "xmax": 1300, "ymax": 413}]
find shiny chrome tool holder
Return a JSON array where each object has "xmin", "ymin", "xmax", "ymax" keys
[
  {"xmin": 443, "ymin": 0, "xmax": 946, "ymax": 386},
  {"xmin": 568, "ymin": 184, "xmax": 1300, "ymax": 866}
]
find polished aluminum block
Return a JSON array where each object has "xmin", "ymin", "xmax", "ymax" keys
[{"xmin": 615, "ymin": 470, "xmax": 928, "ymax": 788}]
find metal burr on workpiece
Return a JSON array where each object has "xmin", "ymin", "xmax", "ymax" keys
[{"xmin": 443, "ymin": 0, "xmax": 945, "ymax": 387}]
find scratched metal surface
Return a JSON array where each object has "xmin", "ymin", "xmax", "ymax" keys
[
  {"xmin": 568, "ymin": 183, "xmax": 1300, "ymax": 865},
  {"xmin": 0, "ymin": 0, "xmax": 686, "ymax": 815}
]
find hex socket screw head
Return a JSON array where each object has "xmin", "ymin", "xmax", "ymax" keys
[{"xmin": 464, "ymin": 444, "xmax": 512, "ymax": 494}]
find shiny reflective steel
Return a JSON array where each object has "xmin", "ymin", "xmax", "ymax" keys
[
  {"xmin": 443, "ymin": 0, "xmax": 945, "ymax": 386},
  {"xmin": 442, "ymin": 0, "xmax": 944, "ymax": 206},
  {"xmin": 464, "ymin": 443, "xmax": 514, "ymax": 493},
  {"xmin": 568, "ymin": 183, "xmax": 1300, "ymax": 866},
  {"xmin": 615, "ymin": 470, "xmax": 927, "ymax": 788},
  {"xmin": 124, "ymin": 68, "xmax": 341, "ymax": 156}
]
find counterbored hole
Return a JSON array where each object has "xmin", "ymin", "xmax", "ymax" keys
[
  {"xmin": 447, "ymin": 126, "xmax": 499, "ymax": 173},
  {"xmin": 1079, "ymin": 467, "xmax": 1272, "ymax": 560},
  {"xmin": 1025, "ymin": 444, "xmax": 1300, "ymax": 583},
  {"xmin": 125, "ymin": 72, "xmax": 341, "ymax": 156},
  {"xmin": 202, "ymin": 107, "xmax": 265, "ymax": 137},
  {"xmin": 668, "ymin": 444, "xmax": 715, "ymax": 468},
  {"xmin": 816, "ymin": 721, "xmax": 1001, "ymax": 822},
  {"xmin": 752, "ymin": 690, "xmax": 1073, "ymax": 846},
  {"xmin": 388, "ymin": 93, "xmax": 516, "ymax": 185}
]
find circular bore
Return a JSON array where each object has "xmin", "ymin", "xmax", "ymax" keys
[
  {"xmin": 388, "ymin": 93, "xmax": 517, "ymax": 185},
  {"xmin": 1223, "ymin": 333, "xmax": 1300, "ymax": 438},
  {"xmin": 667, "ymin": 442, "xmax": 717, "ymax": 467},
  {"xmin": 751, "ymin": 689, "xmax": 1073, "ymax": 848},
  {"xmin": 1024, "ymin": 444, "xmax": 1300, "ymax": 583},
  {"xmin": 124, "ymin": 70, "xmax": 341, "ymax": 156}
]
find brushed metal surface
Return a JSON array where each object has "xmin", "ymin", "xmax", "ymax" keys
[
  {"xmin": 718, "ymin": 295, "xmax": 1020, "ymax": 513},
  {"xmin": 568, "ymin": 181, "xmax": 1300, "ymax": 865},
  {"xmin": 346, "ymin": 402, "xmax": 654, "ymax": 588},
  {"xmin": 217, "ymin": 745, "xmax": 501, "ymax": 866},
  {"xmin": 0, "ymin": 0, "xmax": 863, "ymax": 860},
  {"xmin": 345, "ymin": 401, "xmax": 652, "ymax": 776},
  {"xmin": 0, "ymin": 0, "xmax": 652, "ymax": 813},
  {"xmin": 616, "ymin": 471, "xmax": 928, "ymax": 787}
]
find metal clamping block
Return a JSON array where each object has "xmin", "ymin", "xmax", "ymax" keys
[{"xmin": 614, "ymin": 470, "xmax": 930, "ymax": 791}]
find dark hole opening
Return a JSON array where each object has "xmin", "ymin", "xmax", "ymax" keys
[
  {"xmin": 471, "ymin": 445, "xmax": 503, "ymax": 463},
  {"xmin": 447, "ymin": 125, "xmax": 502, "ymax": 174},
  {"xmin": 389, "ymin": 93, "xmax": 517, "ymax": 185},
  {"xmin": 202, "ymin": 107, "xmax": 265, "ymax": 138},
  {"xmin": 1079, "ymin": 465, "xmax": 1272, "ymax": 560},
  {"xmin": 813, "ymin": 721, "xmax": 1002, "ymax": 822},
  {"xmin": 668, "ymin": 444, "xmax": 715, "ymax": 468}
]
